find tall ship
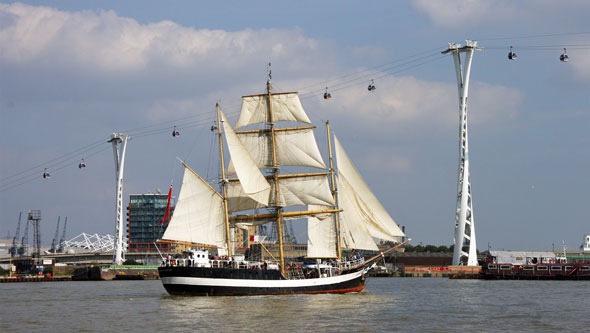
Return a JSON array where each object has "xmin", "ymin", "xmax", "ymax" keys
[{"xmin": 157, "ymin": 75, "xmax": 406, "ymax": 296}]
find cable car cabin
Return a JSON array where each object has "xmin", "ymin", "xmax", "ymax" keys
[
  {"xmin": 324, "ymin": 87, "xmax": 331, "ymax": 100},
  {"xmin": 508, "ymin": 46, "xmax": 517, "ymax": 60},
  {"xmin": 368, "ymin": 79, "xmax": 376, "ymax": 91},
  {"xmin": 43, "ymin": 169, "xmax": 51, "ymax": 179},
  {"xmin": 78, "ymin": 161, "xmax": 86, "ymax": 169},
  {"xmin": 172, "ymin": 126, "xmax": 180, "ymax": 137},
  {"xmin": 560, "ymin": 48, "xmax": 569, "ymax": 62}
]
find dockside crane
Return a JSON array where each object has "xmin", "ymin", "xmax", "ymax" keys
[
  {"xmin": 49, "ymin": 216, "xmax": 61, "ymax": 254},
  {"xmin": 18, "ymin": 218, "xmax": 29, "ymax": 256},
  {"xmin": 8, "ymin": 212, "xmax": 22, "ymax": 258},
  {"xmin": 57, "ymin": 217, "xmax": 67, "ymax": 253}
]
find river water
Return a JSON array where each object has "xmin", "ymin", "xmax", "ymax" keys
[{"xmin": 1, "ymin": 278, "xmax": 589, "ymax": 332}]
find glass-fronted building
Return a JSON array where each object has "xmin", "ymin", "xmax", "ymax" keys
[{"xmin": 127, "ymin": 193, "xmax": 175, "ymax": 253}]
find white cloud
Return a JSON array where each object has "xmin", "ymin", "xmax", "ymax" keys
[
  {"xmin": 0, "ymin": 3, "xmax": 325, "ymax": 75},
  {"xmin": 321, "ymin": 75, "xmax": 524, "ymax": 133},
  {"xmin": 411, "ymin": 0, "xmax": 590, "ymax": 30},
  {"xmin": 411, "ymin": 0, "xmax": 515, "ymax": 29},
  {"xmin": 0, "ymin": 3, "xmax": 525, "ymax": 132},
  {"xmin": 569, "ymin": 46, "xmax": 590, "ymax": 80}
]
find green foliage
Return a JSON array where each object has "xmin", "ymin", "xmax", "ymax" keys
[
  {"xmin": 0, "ymin": 267, "xmax": 10, "ymax": 276},
  {"xmin": 403, "ymin": 243, "xmax": 454, "ymax": 253}
]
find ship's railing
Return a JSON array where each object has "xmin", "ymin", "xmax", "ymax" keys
[
  {"xmin": 336, "ymin": 258, "xmax": 365, "ymax": 270},
  {"xmin": 286, "ymin": 268, "xmax": 306, "ymax": 280},
  {"xmin": 206, "ymin": 259, "xmax": 279, "ymax": 270},
  {"xmin": 164, "ymin": 256, "xmax": 365, "ymax": 273}
]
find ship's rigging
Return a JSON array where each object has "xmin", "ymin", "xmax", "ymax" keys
[{"xmin": 160, "ymin": 74, "xmax": 405, "ymax": 277}]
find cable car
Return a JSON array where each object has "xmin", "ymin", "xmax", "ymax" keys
[
  {"xmin": 323, "ymin": 87, "xmax": 331, "ymax": 100},
  {"xmin": 78, "ymin": 159, "xmax": 86, "ymax": 169},
  {"xmin": 368, "ymin": 79, "xmax": 376, "ymax": 91},
  {"xmin": 172, "ymin": 126, "xmax": 180, "ymax": 137},
  {"xmin": 560, "ymin": 48, "xmax": 568, "ymax": 62},
  {"xmin": 43, "ymin": 168, "xmax": 51, "ymax": 179},
  {"xmin": 508, "ymin": 46, "xmax": 517, "ymax": 60}
]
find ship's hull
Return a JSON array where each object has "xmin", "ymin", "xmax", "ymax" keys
[{"xmin": 158, "ymin": 266, "xmax": 367, "ymax": 296}]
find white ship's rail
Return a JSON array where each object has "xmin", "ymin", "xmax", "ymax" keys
[{"xmin": 162, "ymin": 255, "xmax": 365, "ymax": 280}]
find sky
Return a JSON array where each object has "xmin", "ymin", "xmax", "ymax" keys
[{"xmin": 1, "ymin": 1, "xmax": 589, "ymax": 252}]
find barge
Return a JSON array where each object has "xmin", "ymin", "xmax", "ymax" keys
[{"xmin": 482, "ymin": 250, "xmax": 590, "ymax": 280}]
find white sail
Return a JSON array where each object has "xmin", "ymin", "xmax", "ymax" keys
[
  {"xmin": 227, "ymin": 128, "xmax": 326, "ymax": 174},
  {"xmin": 307, "ymin": 205, "xmax": 337, "ymax": 258},
  {"xmin": 226, "ymin": 174, "xmax": 335, "ymax": 212},
  {"xmin": 161, "ymin": 166, "xmax": 226, "ymax": 248},
  {"xmin": 221, "ymin": 110, "xmax": 271, "ymax": 206},
  {"xmin": 336, "ymin": 175, "xmax": 380, "ymax": 251},
  {"xmin": 236, "ymin": 92, "xmax": 311, "ymax": 129},
  {"xmin": 334, "ymin": 135, "xmax": 405, "ymax": 241}
]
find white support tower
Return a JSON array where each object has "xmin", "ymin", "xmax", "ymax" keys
[
  {"xmin": 108, "ymin": 133, "xmax": 129, "ymax": 265},
  {"xmin": 442, "ymin": 40, "xmax": 482, "ymax": 266}
]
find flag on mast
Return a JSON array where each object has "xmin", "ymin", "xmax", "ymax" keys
[{"xmin": 160, "ymin": 181, "xmax": 173, "ymax": 225}]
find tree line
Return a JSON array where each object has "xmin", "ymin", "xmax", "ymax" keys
[{"xmin": 403, "ymin": 244, "xmax": 454, "ymax": 253}]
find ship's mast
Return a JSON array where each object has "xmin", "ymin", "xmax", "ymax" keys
[
  {"xmin": 326, "ymin": 121, "xmax": 342, "ymax": 259},
  {"xmin": 266, "ymin": 73, "xmax": 286, "ymax": 276},
  {"xmin": 442, "ymin": 40, "xmax": 481, "ymax": 266},
  {"xmin": 217, "ymin": 103, "xmax": 232, "ymax": 257}
]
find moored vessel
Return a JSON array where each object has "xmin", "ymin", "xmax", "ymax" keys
[{"xmin": 482, "ymin": 250, "xmax": 590, "ymax": 280}]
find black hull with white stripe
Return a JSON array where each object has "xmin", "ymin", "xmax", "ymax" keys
[{"xmin": 158, "ymin": 266, "xmax": 367, "ymax": 296}]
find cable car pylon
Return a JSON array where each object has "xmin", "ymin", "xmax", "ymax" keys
[
  {"xmin": 107, "ymin": 133, "xmax": 129, "ymax": 265},
  {"xmin": 442, "ymin": 40, "xmax": 481, "ymax": 266}
]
